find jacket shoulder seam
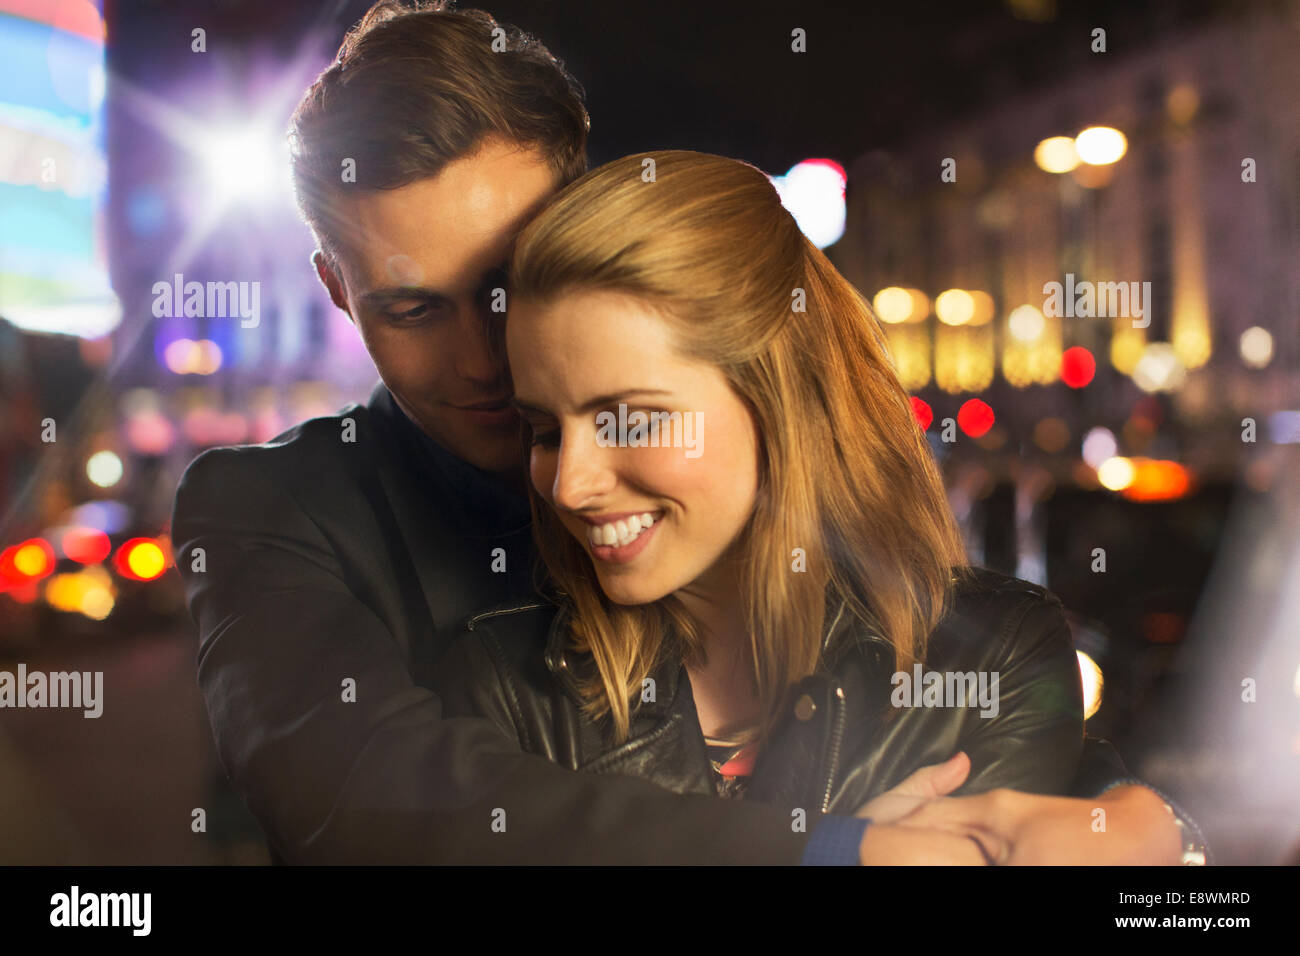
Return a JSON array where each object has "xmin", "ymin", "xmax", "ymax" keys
[
  {"xmin": 465, "ymin": 602, "xmax": 550, "ymax": 630},
  {"xmin": 953, "ymin": 567, "xmax": 1061, "ymax": 604}
]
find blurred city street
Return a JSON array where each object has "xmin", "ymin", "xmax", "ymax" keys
[{"xmin": 2, "ymin": 0, "xmax": 1299, "ymax": 865}]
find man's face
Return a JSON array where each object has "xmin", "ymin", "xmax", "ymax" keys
[{"xmin": 314, "ymin": 136, "xmax": 559, "ymax": 474}]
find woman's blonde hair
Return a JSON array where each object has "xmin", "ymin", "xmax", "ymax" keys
[{"xmin": 510, "ymin": 150, "xmax": 968, "ymax": 746}]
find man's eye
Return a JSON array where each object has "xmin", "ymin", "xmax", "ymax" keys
[
  {"xmin": 384, "ymin": 299, "xmax": 452, "ymax": 323},
  {"xmin": 385, "ymin": 304, "xmax": 430, "ymax": 322}
]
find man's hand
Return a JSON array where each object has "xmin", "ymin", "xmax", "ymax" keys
[
  {"xmin": 858, "ymin": 821, "xmax": 999, "ymax": 865},
  {"xmin": 886, "ymin": 783, "xmax": 1184, "ymax": 865}
]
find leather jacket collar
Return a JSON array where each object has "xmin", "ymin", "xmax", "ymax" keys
[{"xmin": 537, "ymin": 592, "xmax": 878, "ymax": 725}]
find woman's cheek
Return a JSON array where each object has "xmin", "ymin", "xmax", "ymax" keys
[{"xmin": 683, "ymin": 422, "xmax": 753, "ymax": 498}]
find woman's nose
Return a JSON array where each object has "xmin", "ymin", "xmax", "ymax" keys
[{"xmin": 551, "ymin": 426, "xmax": 617, "ymax": 511}]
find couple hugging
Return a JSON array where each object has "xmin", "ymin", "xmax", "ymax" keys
[{"xmin": 173, "ymin": 0, "xmax": 1207, "ymax": 865}]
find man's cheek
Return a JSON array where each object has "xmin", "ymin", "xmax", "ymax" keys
[
  {"xmin": 377, "ymin": 334, "xmax": 446, "ymax": 394},
  {"xmin": 529, "ymin": 455, "xmax": 557, "ymax": 500}
]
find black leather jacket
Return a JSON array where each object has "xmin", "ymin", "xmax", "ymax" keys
[{"xmin": 434, "ymin": 567, "xmax": 1134, "ymax": 813}]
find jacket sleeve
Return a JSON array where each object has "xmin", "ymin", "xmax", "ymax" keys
[
  {"xmin": 949, "ymin": 593, "xmax": 1212, "ymax": 860},
  {"xmin": 173, "ymin": 448, "xmax": 817, "ymax": 865},
  {"xmin": 1070, "ymin": 734, "xmax": 1131, "ymax": 796},
  {"xmin": 952, "ymin": 595, "xmax": 1087, "ymax": 796}
]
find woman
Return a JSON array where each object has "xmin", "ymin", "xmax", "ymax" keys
[{"xmin": 434, "ymin": 150, "xmax": 1207, "ymax": 864}]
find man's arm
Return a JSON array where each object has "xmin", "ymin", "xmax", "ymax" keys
[
  {"xmin": 895, "ymin": 595, "xmax": 1209, "ymax": 862},
  {"xmin": 173, "ymin": 448, "xmax": 818, "ymax": 864}
]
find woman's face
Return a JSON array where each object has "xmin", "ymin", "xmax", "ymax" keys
[{"xmin": 508, "ymin": 288, "xmax": 760, "ymax": 606}]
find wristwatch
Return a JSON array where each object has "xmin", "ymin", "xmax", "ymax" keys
[
  {"xmin": 1161, "ymin": 800, "xmax": 1208, "ymax": 866},
  {"xmin": 1099, "ymin": 777, "xmax": 1212, "ymax": 865}
]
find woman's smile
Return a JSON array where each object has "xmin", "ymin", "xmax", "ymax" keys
[
  {"xmin": 576, "ymin": 509, "xmax": 665, "ymax": 564},
  {"xmin": 510, "ymin": 287, "xmax": 761, "ymax": 608}
]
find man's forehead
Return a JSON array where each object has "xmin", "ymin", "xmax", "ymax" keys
[
  {"xmin": 333, "ymin": 226, "xmax": 510, "ymax": 304},
  {"xmin": 333, "ymin": 157, "xmax": 556, "ymax": 293},
  {"xmin": 337, "ymin": 200, "xmax": 498, "ymax": 286}
]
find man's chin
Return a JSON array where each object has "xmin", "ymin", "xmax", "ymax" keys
[{"xmin": 414, "ymin": 417, "xmax": 524, "ymax": 476}]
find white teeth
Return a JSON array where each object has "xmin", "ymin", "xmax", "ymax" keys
[{"xmin": 586, "ymin": 512, "xmax": 660, "ymax": 549}]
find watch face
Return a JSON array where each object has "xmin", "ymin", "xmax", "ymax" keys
[{"xmin": 1163, "ymin": 801, "xmax": 1207, "ymax": 865}]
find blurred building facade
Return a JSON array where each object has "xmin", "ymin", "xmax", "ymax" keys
[{"xmin": 834, "ymin": 5, "xmax": 1299, "ymax": 478}]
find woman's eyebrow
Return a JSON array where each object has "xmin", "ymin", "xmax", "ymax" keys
[
  {"xmin": 508, "ymin": 397, "xmax": 549, "ymax": 415},
  {"xmin": 510, "ymin": 389, "xmax": 673, "ymax": 416}
]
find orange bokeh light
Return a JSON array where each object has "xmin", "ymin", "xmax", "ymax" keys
[{"xmin": 1120, "ymin": 459, "xmax": 1194, "ymax": 502}]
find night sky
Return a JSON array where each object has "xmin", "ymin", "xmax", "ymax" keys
[{"xmin": 107, "ymin": 0, "xmax": 1238, "ymax": 174}]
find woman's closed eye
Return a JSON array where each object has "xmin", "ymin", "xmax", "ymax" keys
[{"xmin": 525, "ymin": 419, "xmax": 560, "ymax": 448}]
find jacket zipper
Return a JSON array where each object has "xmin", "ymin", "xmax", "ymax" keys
[{"xmin": 819, "ymin": 685, "xmax": 847, "ymax": 813}]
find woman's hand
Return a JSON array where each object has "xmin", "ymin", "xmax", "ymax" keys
[
  {"xmin": 889, "ymin": 783, "xmax": 1184, "ymax": 865},
  {"xmin": 853, "ymin": 751, "xmax": 973, "ymax": 823},
  {"xmin": 854, "ymin": 751, "xmax": 1004, "ymax": 864}
]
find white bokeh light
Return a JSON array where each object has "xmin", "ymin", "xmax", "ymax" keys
[
  {"xmin": 201, "ymin": 128, "xmax": 293, "ymax": 205},
  {"xmin": 1008, "ymin": 304, "xmax": 1046, "ymax": 342},
  {"xmin": 86, "ymin": 450, "xmax": 123, "ymax": 488},
  {"xmin": 770, "ymin": 159, "xmax": 846, "ymax": 249},
  {"xmin": 1082, "ymin": 426, "xmax": 1118, "ymax": 468},
  {"xmin": 1240, "ymin": 326, "xmax": 1274, "ymax": 369}
]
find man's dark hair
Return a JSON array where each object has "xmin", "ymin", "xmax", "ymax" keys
[{"xmin": 289, "ymin": 0, "xmax": 589, "ymax": 265}]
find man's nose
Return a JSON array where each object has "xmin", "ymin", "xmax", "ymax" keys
[
  {"xmin": 551, "ymin": 425, "xmax": 617, "ymax": 512},
  {"xmin": 454, "ymin": 301, "xmax": 508, "ymax": 384}
]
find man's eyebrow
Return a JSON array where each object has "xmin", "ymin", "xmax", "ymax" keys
[
  {"xmin": 510, "ymin": 389, "xmax": 674, "ymax": 416},
  {"xmin": 360, "ymin": 262, "xmax": 508, "ymax": 305},
  {"xmin": 359, "ymin": 287, "xmax": 452, "ymax": 305}
]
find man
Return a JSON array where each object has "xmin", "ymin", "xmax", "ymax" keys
[{"xmin": 172, "ymin": 0, "xmax": 1201, "ymax": 865}]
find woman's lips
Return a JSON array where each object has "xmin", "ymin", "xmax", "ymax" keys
[{"xmin": 585, "ymin": 511, "xmax": 663, "ymax": 565}]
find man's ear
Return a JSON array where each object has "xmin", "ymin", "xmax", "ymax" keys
[{"xmin": 312, "ymin": 250, "xmax": 352, "ymax": 320}]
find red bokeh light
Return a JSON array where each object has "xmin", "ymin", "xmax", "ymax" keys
[
  {"xmin": 0, "ymin": 546, "xmax": 22, "ymax": 590},
  {"xmin": 957, "ymin": 399, "xmax": 995, "ymax": 438},
  {"xmin": 0, "ymin": 538, "xmax": 55, "ymax": 586},
  {"xmin": 62, "ymin": 527, "xmax": 112, "ymax": 565},
  {"xmin": 1061, "ymin": 346, "xmax": 1096, "ymax": 388},
  {"xmin": 113, "ymin": 537, "xmax": 168, "ymax": 582},
  {"xmin": 909, "ymin": 396, "xmax": 933, "ymax": 431},
  {"xmin": 7, "ymin": 581, "xmax": 39, "ymax": 603}
]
